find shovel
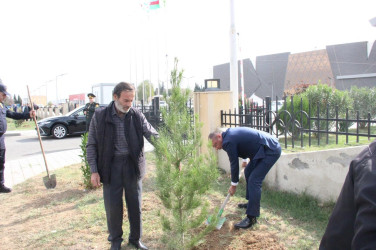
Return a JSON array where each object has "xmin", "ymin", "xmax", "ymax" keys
[
  {"xmin": 27, "ymin": 85, "xmax": 56, "ymax": 189},
  {"xmin": 206, "ymin": 193, "xmax": 231, "ymax": 230}
]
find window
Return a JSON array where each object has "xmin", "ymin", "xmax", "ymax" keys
[{"xmin": 205, "ymin": 79, "xmax": 220, "ymax": 89}]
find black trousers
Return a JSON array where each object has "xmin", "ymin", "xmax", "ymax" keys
[
  {"xmin": 103, "ymin": 155, "xmax": 142, "ymax": 244},
  {"xmin": 0, "ymin": 148, "xmax": 5, "ymax": 185},
  {"xmin": 0, "ymin": 135, "xmax": 6, "ymax": 185}
]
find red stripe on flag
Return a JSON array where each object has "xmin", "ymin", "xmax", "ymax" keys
[{"xmin": 150, "ymin": 0, "xmax": 159, "ymax": 5}]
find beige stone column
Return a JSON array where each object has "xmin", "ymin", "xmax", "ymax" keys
[
  {"xmin": 194, "ymin": 91, "xmax": 244, "ymax": 174},
  {"xmin": 194, "ymin": 91, "xmax": 233, "ymax": 155}
]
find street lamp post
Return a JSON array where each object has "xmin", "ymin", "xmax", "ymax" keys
[{"xmin": 55, "ymin": 73, "xmax": 67, "ymax": 105}]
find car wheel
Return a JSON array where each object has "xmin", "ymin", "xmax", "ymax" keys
[{"xmin": 52, "ymin": 124, "xmax": 67, "ymax": 139}]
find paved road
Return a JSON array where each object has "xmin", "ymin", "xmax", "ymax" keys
[
  {"xmin": 3, "ymin": 130, "xmax": 154, "ymax": 188},
  {"xmin": 5, "ymin": 130, "xmax": 82, "ymax": 161}
]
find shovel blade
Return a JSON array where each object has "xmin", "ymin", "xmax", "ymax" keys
[
  {"xmin": 205, "ymin": 215, "xmax": 227, "ymax": 230},
  {"xmin": 216, "ymin": 217, "xmax": 227, "ymax": 230},
  {"xmin": 43, "ymin": 174, "xmax": 56, "ymax": 189}
]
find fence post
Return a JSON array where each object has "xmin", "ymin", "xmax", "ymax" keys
[
  {"xmin": 346, "ymin": 108, "xmax": 349, "ymax": 144},
  {"xmin": 326, "ymin": 105, "xmax": 329, "ymax": 145},
  {"xmin": 290, "ymin": 96, "xmax": 295, "ymax": 148},
  {"xmin": 317, "ymin": 104, "xmax": 320, "ymax": 146},
  {"xmin": 368, "ymin": 113, "xmax": 371, "ymax": 141},
  {"xmin": 153, "ymin": 96, "xmax": 160, "ymax": 116},
  {"xmin": 335, "ymin": 106, "xmax": 339, "ymax": 145},
  {"xmin": 309, "ymin": 100, "xmax": 311, "ymax": 147},
  {"xmin": 265, "ymin": 96, "xmax": 271, "ymax": 133},
  {"xmin": 356, "ymin": 111, "xmax": 359, "ymax": 143},
  {"xmin": 300, "ymin": 98, "xmax": 304, "ymax": 147}
]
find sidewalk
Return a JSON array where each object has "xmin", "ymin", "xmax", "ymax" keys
[{"xmin": 4, "ymin": 131, "xmax": 155, "ymax": 188}]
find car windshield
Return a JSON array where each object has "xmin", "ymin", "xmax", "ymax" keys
[{"xmin": 65, "ymin": 106, "xmax": 84, "ymax": 116}]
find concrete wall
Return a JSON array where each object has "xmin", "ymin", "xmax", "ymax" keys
[{"xmin": 217, "ymin": 142, "xmax": 367, "ymax": 202}]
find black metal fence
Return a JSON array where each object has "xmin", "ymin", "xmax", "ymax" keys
[
  {"xmin": 135, "ymin": 98, "xmax": 194, "ymax": 130},
  {"xmin": 221, "ymin": 96, "xmax": 376, "ymax": 148}
]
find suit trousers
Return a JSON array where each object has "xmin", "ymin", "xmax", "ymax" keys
[
  {"xmin": 103, "ymin": 155, "xmax": 142, "ymax": 244},
  {"xmin": 244, "ymin": 145, "xmax": 281, "ymax": 217}
]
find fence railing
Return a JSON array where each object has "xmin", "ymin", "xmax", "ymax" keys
[
  {"xmin": 135, "ymin": 98, "xmax": 194, "ymax": 130},
  {"xmin": 221, "ymin": 96, "xmax": 376, "ymax": 148}
]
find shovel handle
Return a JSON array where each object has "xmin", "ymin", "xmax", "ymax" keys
[
  {"xmin": 27, "ymin": 85, "xmax": 50, "ymax": 177},
  {"xmin": 218, "ymin": 193, "xmax": 231, "ymax": 217}
]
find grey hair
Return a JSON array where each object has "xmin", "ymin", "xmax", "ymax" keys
[
  {"xmin": 208, "ymin": 128, "xmax": 223, "ymax": 139},
  {"xmin": 113, "ymin": 82, "xmax": 135, "ymax": 98}
]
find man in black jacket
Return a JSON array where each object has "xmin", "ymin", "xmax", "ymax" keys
[
  {"xmin": 320, "ymin": 140, "xmax": 376, "ymax": 249},
  {"xmin": 0, "ymin": 80, "xmax": 36, "ymax": 193},
  {"xmin": 86, "ymin": 82, "xmax": 158, "ymax": 250}
]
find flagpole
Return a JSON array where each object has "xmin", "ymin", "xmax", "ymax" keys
[
  {"xmin": 238, "ymin": 32, "xmax": 245, "ymax": 114},
  {"xmin": 229, "ymin": 0, "xmax": 238, "ymax": 112},
  {"xmin": 148, "ymin": 13, "xmax": 152, "ymax": 102},
  {"xmin": 135, "ymin": 42, "xmax": 138, "ymax": 104},
  {"xmin": 142, "ymin": 43, "xmax": 145, "ymax": 104}
]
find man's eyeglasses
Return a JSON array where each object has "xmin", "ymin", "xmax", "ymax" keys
[{"xmin": 89, "ymin": 97, "xmax": 93, "ymax": 99}]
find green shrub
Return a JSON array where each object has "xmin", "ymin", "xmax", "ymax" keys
[
  {"xmin": 349, "ymin": 86, "xmax": 376, "ymax": 128},
  {"xmin": 277, "ymin": 84, "xmax": 353, "ymax": 137},
  {"xmin": 79, "ymin": 132, "xmax": 93, "ymax": 189},
  {"xmin": 277, "ymin": 96, "xmax": 309, "ymax": 138}
]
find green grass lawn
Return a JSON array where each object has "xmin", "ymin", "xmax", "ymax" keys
[
  {"xmin": 278, "ymin": 128, "xmax": 375, "ymax": 153},
  {"xmin": 1, "ymin": 152, "xmax": 334, "ymax": 249},
  {"xmin": 6, "ymin": 118, "xmax": 36, "ymax": 131}
]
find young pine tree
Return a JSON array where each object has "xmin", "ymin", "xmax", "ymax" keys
[{"xmin": 153, "ymin": 58, "xmax": 219, "ymax": 249}]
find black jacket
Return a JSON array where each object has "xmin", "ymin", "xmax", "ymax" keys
[
  {"xmin": 0, "ymin": 104, "xmax": 31, "ymax": 134},
  {"xmin": 91, "ymin": 102, "xmax": 158, "ymax": 183},
  {"xmin": 320, "ymin": 140, "xmax": 376, "ymax": 250}
]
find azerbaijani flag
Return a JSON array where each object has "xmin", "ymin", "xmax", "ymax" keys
[{"xmin": 150, "ymin": 0, "xmax": 160, "ymax": 10}]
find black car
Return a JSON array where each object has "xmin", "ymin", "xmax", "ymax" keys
[{"xmin": 37, "ymin": 105, "xmax": 105, "ymax": 139}]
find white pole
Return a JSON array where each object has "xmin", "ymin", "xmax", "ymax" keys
[
  {"xmin": 142, "ymin": 44, "xmax": 145, "ymax": 103},
  {"xmin": 166, "ymin": 54, "xmax": 169, "ymax": 96},
  {"xmin": 148, "ymin": 13, "xmax": 152, "ymax": 102},
  {"xmin": 135, "ymin": 43, "xmax": 138, "ymax": 104},
  {"xmin": 237, "ymin": 33, "xmax": 245, "ymax": 114},
  {"xmin": 229, "ymin": 0, "xmax": 238, "ymax": 111}
]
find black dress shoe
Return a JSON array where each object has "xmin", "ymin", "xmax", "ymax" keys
[
  {"xmin": 237, "ymin": 203, "xmax": 247, "ymax": 209},
  {"xmin": 110, "ymin": 241, "xmax": 121, "ymax": 250},
  {"xmin": 0, "ymin": 185, "xmax": 11, "ymax": 193},
  {"xmin": 234, "ymin": 216, "xmax": 257, "ymax": 229},
  {"xmin": 128, "ymin": 240, "xmax": 148, "ymax": 250}
]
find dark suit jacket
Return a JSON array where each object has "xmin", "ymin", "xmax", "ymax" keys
[
  {"xmin": 222, "ymin": 127, "xmax": 280, "ymax": 183},
  {"xmin": 320, "ymin": 140, "xmax": 376, "ymax": 250}
]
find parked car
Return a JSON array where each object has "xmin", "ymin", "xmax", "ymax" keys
[{"xmin": 37, "ymin": 105, "xmax": 105, "ymax": 139}]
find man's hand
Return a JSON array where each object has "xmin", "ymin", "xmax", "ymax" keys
[
  {"xmin": 29, "ymin": 110, "xmax": 36, "ymax": 118},
  {"xmin": 228, "ymin": 185, "xmax": 237, "ymax": 196},
  {"xmin": 91, "ymin": 173, "xmax": 101, "ymax": 188},
  {"xmin": 241, "ymin": 161, "xmax": 247, "ymax": 168}
]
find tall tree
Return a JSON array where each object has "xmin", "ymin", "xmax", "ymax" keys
[
  {"xmin": 194, "ymin": 83, "xmax": 204, "ymax": 92},
  {"xmin": 17, "ymin": 95, "xmax": 22, "ymax": 105},
  {"xmin": 153, "ymin": 58, "xmax": 219, "ymax": 249}
]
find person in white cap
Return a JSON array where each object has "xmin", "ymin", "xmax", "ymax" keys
[{"xmin": 0, "ymin": 79, "xmax": 36, "ymax": 193}]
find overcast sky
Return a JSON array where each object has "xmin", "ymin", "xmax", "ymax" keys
[{"xmin": 0, "ymin": 0, "xmax": 375, "ymax": 102}]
